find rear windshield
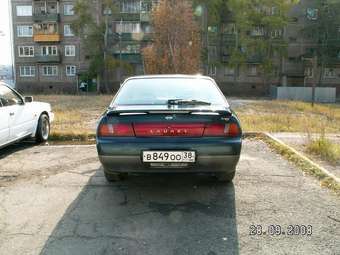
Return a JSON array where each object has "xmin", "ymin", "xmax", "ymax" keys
[{"xmin": 113, "ymin": 78, "xmax": 227, "ymax": 106}]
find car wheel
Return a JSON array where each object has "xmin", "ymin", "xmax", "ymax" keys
[
  {"xmin": 215, "ymin": 171, "xmax": 236, "ymax": 182},
  {"xmin": 35, "ymin": 114, "xmax": 50, "ymax": 143},
  {"xmin": 104, "ymin": 171, "xmax": 128, "ymax": 182}
]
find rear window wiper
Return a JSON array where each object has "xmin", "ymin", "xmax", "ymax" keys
[{"xmin": 167, "ymin": 99, "xmax": 211, "ymax": 106}]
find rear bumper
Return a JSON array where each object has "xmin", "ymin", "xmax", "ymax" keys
[
  {"xmin": 97, "ymin": 137, "xmax": 242, "ymax": 173},
  {"xmin": 99, "ymin": 154, "xmax": 240, "ymax": 173}
]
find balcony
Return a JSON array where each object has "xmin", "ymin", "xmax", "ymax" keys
[
  {"xmin": 222, "ymin": 34, "xmax": 236, "ymax": 45},
  {"xmin": 33, "ymin": 13, "xmax": 60, "ymax": 22},
  {"xmin": 114, "ymin": 13, "xmax": 140, "ymax": 22},
  {"xmin": 33, "ymin": 34, "xmax": 61, "ymax": 42},
  {"xmin": 142, "ymin": 32, "xmax": 152, "ymax": 41},
  {"xmin": 283, "ymin": 65, "xmax": 305, "ymax": 77},
  {"xmin": 36, "ymin": 55, "xmax": 61, "ymax": 63},
  {"xmin": 140, "ymin": 12, "xmax": 151, "ymax": 22},
  {"xmin": 33, "ymin": 0, "xmax": 60, "ymax": 22},
  {"xmin": 247, "ymin": 54, "xmax": 263, "ymax": 64},
  {"xmin": 113, "ymin": 53, "xmax": 142, "ymax": 64}
]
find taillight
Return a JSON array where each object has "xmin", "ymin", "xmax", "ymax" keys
[
  {"xmin": 227, "ymin": 123, "xmax": 241, "ymax": 137},
  {"xmin": 203, "ymin": 123, "xmax": 240, "ymax": 137},
  {"xmin": 98, "ymin": 123, "xmax": 135, "ymax": 137}
]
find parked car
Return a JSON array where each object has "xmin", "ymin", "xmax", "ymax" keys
[
  {"xmin": 0, "ymin": 82, "xmax": 54, "ymax": 148},
  {"xmin": 96, "ymin": 75, "xmax": 242, "ymax": 182}
]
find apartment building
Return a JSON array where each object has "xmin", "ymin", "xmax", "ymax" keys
[
  {"xmin": 11, "ymin": 0, "xmax": 85, "ymax": 93},
  {"xmin": 109, "ymin": 0, "xmax": 154, "ymax": 83},
  {"xmin": 11, "ymin": 0, "xmax": 340, "ymax": 96},
  {"xmin": 204, "ymin": 0, "xmax": 340, "ymax": 96}
]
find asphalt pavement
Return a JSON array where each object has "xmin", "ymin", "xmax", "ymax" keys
[{"xmin": 0, "ymin": 140, "xmax": 339, "ymax": 255}]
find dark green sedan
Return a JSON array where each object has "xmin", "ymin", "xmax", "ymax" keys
[{"xmin": 96, "ymin": 75, "xmax": 242, "ymax": 182}]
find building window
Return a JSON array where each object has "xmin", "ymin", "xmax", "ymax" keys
[
  {"xmin": 17, "ymin": 25, "xmax": 33, "ymax": 37},
  {"xmin": 224, "ymin": 67, "xmax": 235, "ymax": 76},
  {"xmin": 64, "ymin": 4, "xmax": 74, "ymax": 15},
  {"xmin": 64, "ymin": 24, "xmax": 74, "ymax": 36},
  {"xmin": 270, "ymin": 6, "xmax": 278, "ymax": 16},
  {"xmin": 208, "ymin": 65, "xmax": 217, "ymax": 76},
  {"xmin": 324, "ymin": 68, "xmax": 336, "ymax": 78},
  {"xmin": 66, "ymin": 65, "xmax": 77, "ymax": 76},
  {"xmin": 271, "ymin": 29, "xmax": 282, "ymax": 38},
  {"xmin": 251, "ymin": 26, "xmax": 265, "ymax": 36},
  {"xmin": 306, "ymin": 8, "xmax": 318, "ymax": 20},
  {"xmin": 142, "ymin": 24, "xmax": 152, "ymax": 33},
  {"xmin": 247, "ymin": 65, "xmax": 258, "ymax": 76},
  {"xmin": 19, "ymin": 66, "xmax": 35, "ymax": 77},
  {"xmin": 65, "ymin": 45, "xmax": 76, "ymax": 56},
  {"xmin": 121, "ymin": 1, "xmax": 141, "ymax": 13},
  {"xmin": 304, "ymin": 67, "xmax": 313, "ymax": 78},
  {"xmin": 18, "ymin": 46, "xmax": 34, "ymax": 57},
  {"xmin": 223, "ymin": 23, "xmax": 236, "ymax": 34},
  {"xmin": 41, "ymin": 46, "xmax": 58, "ymax": 56},
  {"xmin": 141, "ymin": 1, "xmax": 152, "ymax": 12},
  {"xmin": 42, "ymin": 66, "xmax": 58, "ymax": 76},
  {"xmin": 208, "ymin": 46, "xmax": 218, "ymax": 59},
  {"xmin": 16, "ymin": 5, "xmax": 32, "ymax": 16},
  {"xmin": 116, "ymin": 22, "xmax": 141, "ymax": 33}
]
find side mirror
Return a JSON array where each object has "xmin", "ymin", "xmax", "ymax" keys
[{"xmin": 24, "ymin": 96, "xmax": 33, "ymax": 103}]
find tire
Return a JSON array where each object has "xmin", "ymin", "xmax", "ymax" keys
[
  {"xmin": 215, "ymin": 171, "xmax": 236, "ymax": 182},
  {"xmin": 35, "ymin": 114, "xmax": 50, "ymax": 143},
  {"xmin": 104, "ymin": 171, "xmax": 128, "ymax": 182}
]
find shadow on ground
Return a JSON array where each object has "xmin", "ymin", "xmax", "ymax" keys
[
  {"xmin": 40, "ymin": 169, "xmax": 239, "ymax": 255},
  {"xmin": 0, "ymin": 140, "xmax": 37, "ymax": 159}
]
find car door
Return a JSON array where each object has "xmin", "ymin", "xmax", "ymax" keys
[
  {"xmin": 0, "ymin": 86, "xmax": 35, "ymax": 140},
  {"xmin": 0, "ymin": 97, "xmax": 10, "ymax": 146}
]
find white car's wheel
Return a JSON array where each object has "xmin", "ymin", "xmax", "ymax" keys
[{"xmin": 35, "ymin": 114, "xmax": 50, "ymax": 143}]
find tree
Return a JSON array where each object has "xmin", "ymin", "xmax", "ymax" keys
[
  {"xmin": 302, "ymin": 0, "xmax": 340, "ymax": 87},
  {"xmin": 142, "ymin": 0, "xmax": 201, "ymax": 74},
  {"xmin": 72, "ymin": 0, "xmax": 131, "ymax": 92},
  {"xmin": 192, "ymin": 0, "xmax": 233, "ymax": 72},
  {"xmin": 228, "ymin": 0, "xmax": 298, "ymax": 86}
]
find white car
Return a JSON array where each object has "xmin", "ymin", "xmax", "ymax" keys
[{"xmin": 0, "ymin": 83, "xmax": 54, "ymax": 148}]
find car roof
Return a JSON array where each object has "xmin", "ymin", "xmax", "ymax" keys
[{"xmin": 124, "ymin": 74, "xmax": 215, "ymax": 83}]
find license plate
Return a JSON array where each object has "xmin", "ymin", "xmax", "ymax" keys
[{"xmin": 142, "ymin": 151, "xmax": 196, "ymax": 163}]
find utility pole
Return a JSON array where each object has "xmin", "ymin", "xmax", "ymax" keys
[
  {"xmin": 118, "ymin": 18, "xmax": 122, "ymax": 83},
  {"xmin": 103, "ymin": 7, "xmax": 112, "ymax": 93},
  {"xmin": 312, "ymin": 55, "xmax": 317, "ymax": 107}
]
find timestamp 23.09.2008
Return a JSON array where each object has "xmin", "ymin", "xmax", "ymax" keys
[{"xmin": 249, "ymin": 224, "xmax": 313, "ymax": 236}]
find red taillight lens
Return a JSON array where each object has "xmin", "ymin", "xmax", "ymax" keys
[
  {"xmin": 203, "ymin": 123, "xmax": 240, "ymax": 137},
  {"xmin": 227, "ymin": 123, "xmax": 241, "ymax": 137},
  {"xmin": 98, "ymin": 123, "xmax": 135, "ymax": 137}
]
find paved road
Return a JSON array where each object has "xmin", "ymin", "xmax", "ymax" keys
[{"xmin": 0, "ymin": 140, "xmax": 339, "ymax": 255}]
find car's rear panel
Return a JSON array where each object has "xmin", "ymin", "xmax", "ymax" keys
[{"xmin": 96, "ymin": 105, "xmax": 242, "ymax": 173}]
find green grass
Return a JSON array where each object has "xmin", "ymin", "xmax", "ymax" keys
[{"xmin": 306, "ymin": 136, "xmax": 340, "ymax": 164}]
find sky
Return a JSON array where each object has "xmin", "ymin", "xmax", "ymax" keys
[{"xmin": 0, "ymin": 0, "xmax": 12, "ymax": 66}]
